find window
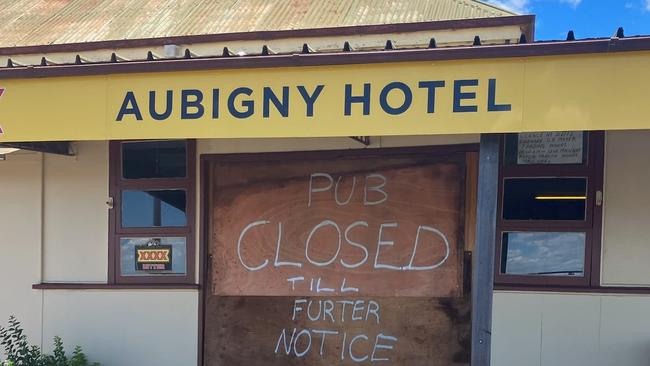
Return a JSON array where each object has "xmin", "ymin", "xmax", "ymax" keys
[
  {"xmin": 109, "ymin": 140, "xmax": 196, "ymax": 284},
  {"xmin": 121, "ymin": 190, "xmax": 187, "ymax": 227},
  {"xmin": 495, "ymin": 132, "xmax": 604, "ymax": 287}
]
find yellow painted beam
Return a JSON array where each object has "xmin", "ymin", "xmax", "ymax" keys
[{"xmin": 0, "ymin": 51, "xmax": 648, "ymax": 142}]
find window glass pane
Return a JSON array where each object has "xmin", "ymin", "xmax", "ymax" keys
[
  {"xmin": 120, "ymin": 237, "xmax": 187, "ymax": 276},
  {"xmin": 504, "ymin": 132, "xmax": 587, "ymax": 166},
  {"xmin": 122, "ymin": 190, "xmax": 187, "ymax": 227},
  {"xmin": 122, "ymin": 140, "xmax": 187, "ymax": 179},
  {"xmin": 501, "ymin": 232, "xmax": 586, "ymax": 276},
  {"xmin": 503, "ymin": 178, "xmax": 587, "ymax": 220}
]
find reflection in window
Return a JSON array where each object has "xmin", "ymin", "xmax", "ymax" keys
[
  {"xmin": 501, "ymin": 232, "xmax": 586, "ymax": 276},
  {"xmin": 503, "ymin": 178, "xmax": 587, "ymax": 221},
  {"xmin": 122, "ymin": 140, "xmax": 187, "ymax": 179},
  {"xmin": 120, "ymin": 237, "xmax": 187, "ymax": 276},
  {"xmin": 122, "ymin": 190, "xmax": 187, "ymax": 227}
]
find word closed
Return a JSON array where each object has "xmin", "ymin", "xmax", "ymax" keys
[{"xmin": 236, "ymin": 172, "xmax": 451, "ymax": 274}]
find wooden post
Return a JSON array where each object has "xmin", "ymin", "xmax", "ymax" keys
[{"xmin": 471, "ymin": 134, "xmax": 499, "ymax": 366}]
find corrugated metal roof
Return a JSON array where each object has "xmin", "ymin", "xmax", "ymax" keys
[{"xmin": 0, "ymin": 0, "xmax": 516, "ymax": 48}]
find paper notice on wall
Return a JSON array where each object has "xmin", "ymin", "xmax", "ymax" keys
[{"xmin": 517, "ymin": 131, "xmax": 584, "ymax": 165}]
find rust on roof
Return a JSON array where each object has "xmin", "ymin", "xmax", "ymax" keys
[{"xmin": 0, "ymin": 0, "xmax": 516, "ymax": 48}]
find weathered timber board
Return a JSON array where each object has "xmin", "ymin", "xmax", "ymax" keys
[
  {"xmin": 203, "ymin": 296, "xmax": 471, "ymax": 366},
  {"xmin": 210, "ymin": 156, "xmax": 464, "ymax": 297},
  {"xmin": 205, "ymin": 152, "xmax": 470, "ymax": 366}
]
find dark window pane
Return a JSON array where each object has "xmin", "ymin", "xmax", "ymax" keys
[
  {"xmin": 504, "ymin": 132, "xmax": 587, "ymax": 166},
  {"xmin": 122, "ymin": 140, "xmax": 187, "ymax": 179},
  {"xmin": 120, "ymin": 237, "xmax": 187, "ymax": 276},
  {"xmin": 501, "ymin": 232, "xmax": 585, "ymax": 276},
  {"xmin": 503, "ymin": 178, "xmax": 587, "ymax": 220},
  {"xmin": 122, "ymin": 190, "xmax": 187, "ymax": 227}
]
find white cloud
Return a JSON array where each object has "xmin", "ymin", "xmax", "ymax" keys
[
  {"xmin": 483, "ymin": 0, "xmax": 583, "ymax": 13},
  {"xmin": 646, "ymin": 0, "xmax": 650, "ymax": 11},
  {"xmin": 560, "ymin": 0, "xmax": 582, "ymax": 8},
  {"xmin": 484, "ymin": 0, "xmax": 531, "ymax": 13}
]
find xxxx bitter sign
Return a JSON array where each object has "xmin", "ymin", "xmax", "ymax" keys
[{"xmin": 135, "ymin": 245, "xmax": 172, "ymax": 272}]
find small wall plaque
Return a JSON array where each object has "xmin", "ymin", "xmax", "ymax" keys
[{"xmin": 517, "ymin": 131, "xmax": 584, "ymax": 165}]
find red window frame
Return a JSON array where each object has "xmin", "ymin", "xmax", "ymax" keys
[
  {"xmin": 494, "ymin": 131, "xmax": 605, "ymax": 288},
  {"xmin": 108, "ymin": 140, "xmax": 196, "ymax": 285}
]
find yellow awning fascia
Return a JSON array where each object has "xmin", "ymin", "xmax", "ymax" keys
[{"xmin": 0, "ymin": 37, "xmax": 649, "ymax": 143}]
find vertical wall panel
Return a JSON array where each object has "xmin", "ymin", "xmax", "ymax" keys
[
  {"xmin": 0, "ymin": 152, "xmax": 44, "ymax": 346},
  {"xmin": 43, "ymin": 141, "xmax": 109, "ymax": 282},
  {"xmin": 599, "ymin": 295, "xmax": 650, "ymax": 366},
  {"xmin": 492, "ymin": 292, "xmax": 542, "ymax": 366},
  {"xmin": 42, "ymin": 290, "xmax": 198, "ymax": 366},
  {"xmin": 538, "ymin": 294, "xmax": 600, "ymax": 366},
  {"xmin": 602, "ymin": 130, "xmax": 650, "ymax": 286},
  {"xmin": 493, "ymin": 292, "xmax": 650, "ymax": 366}
]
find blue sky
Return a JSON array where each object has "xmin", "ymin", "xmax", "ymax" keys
[{"xmin": 484, "ymin": 0, "xmax": 650, "ymax": 40}]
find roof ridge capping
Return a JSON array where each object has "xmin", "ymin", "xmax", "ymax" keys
[{"xmin": 0, "ymin": 15, "xmax": 535, "ymax": 57}]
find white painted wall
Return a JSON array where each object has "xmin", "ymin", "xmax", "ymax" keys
[
  {"xmin": 43, "ymin": 141, "xmax": 109, "ymax": 282},
  {"xmin": 0, "ymin": 152, "xmax": 44, "ymax": 347},
  {"xmin": 0, "ymin": 143, "xmax": 199, "ymax": 366},
  {"xmin": 492, "ymin": 291, "xmax": 650, "ymax": 366},
  {"xmin": 601, "ymin": 130, "xmax": 650, "ymax": 286},
  {"xmin": 42, "ymin": 290, "xmax": 198, "ymax": 366}
]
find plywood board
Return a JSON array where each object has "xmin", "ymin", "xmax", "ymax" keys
[
  {"xmin": 211, "ymin": 156, "xmax": 464, "ymax": 298},
  {"xmin": 205, "ymin": 151, "xmax": 469, "ymax": 366},
  {"xmin": 204, "ymin": 296, "xmax": 470, "ymax": 366}
]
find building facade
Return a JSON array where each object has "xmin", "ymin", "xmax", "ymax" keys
[{"xmin": 0, "ymin": 1, "xmax": 649, "ymax": 365}]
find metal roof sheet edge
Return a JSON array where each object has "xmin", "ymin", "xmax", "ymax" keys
[
  {"xmin": 0, "ymin": 15, "xmax": 535, "ymax": 57},
  {"xmin": 1, "ymin": 34, "xmax": 648, "ymax": 80}
]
